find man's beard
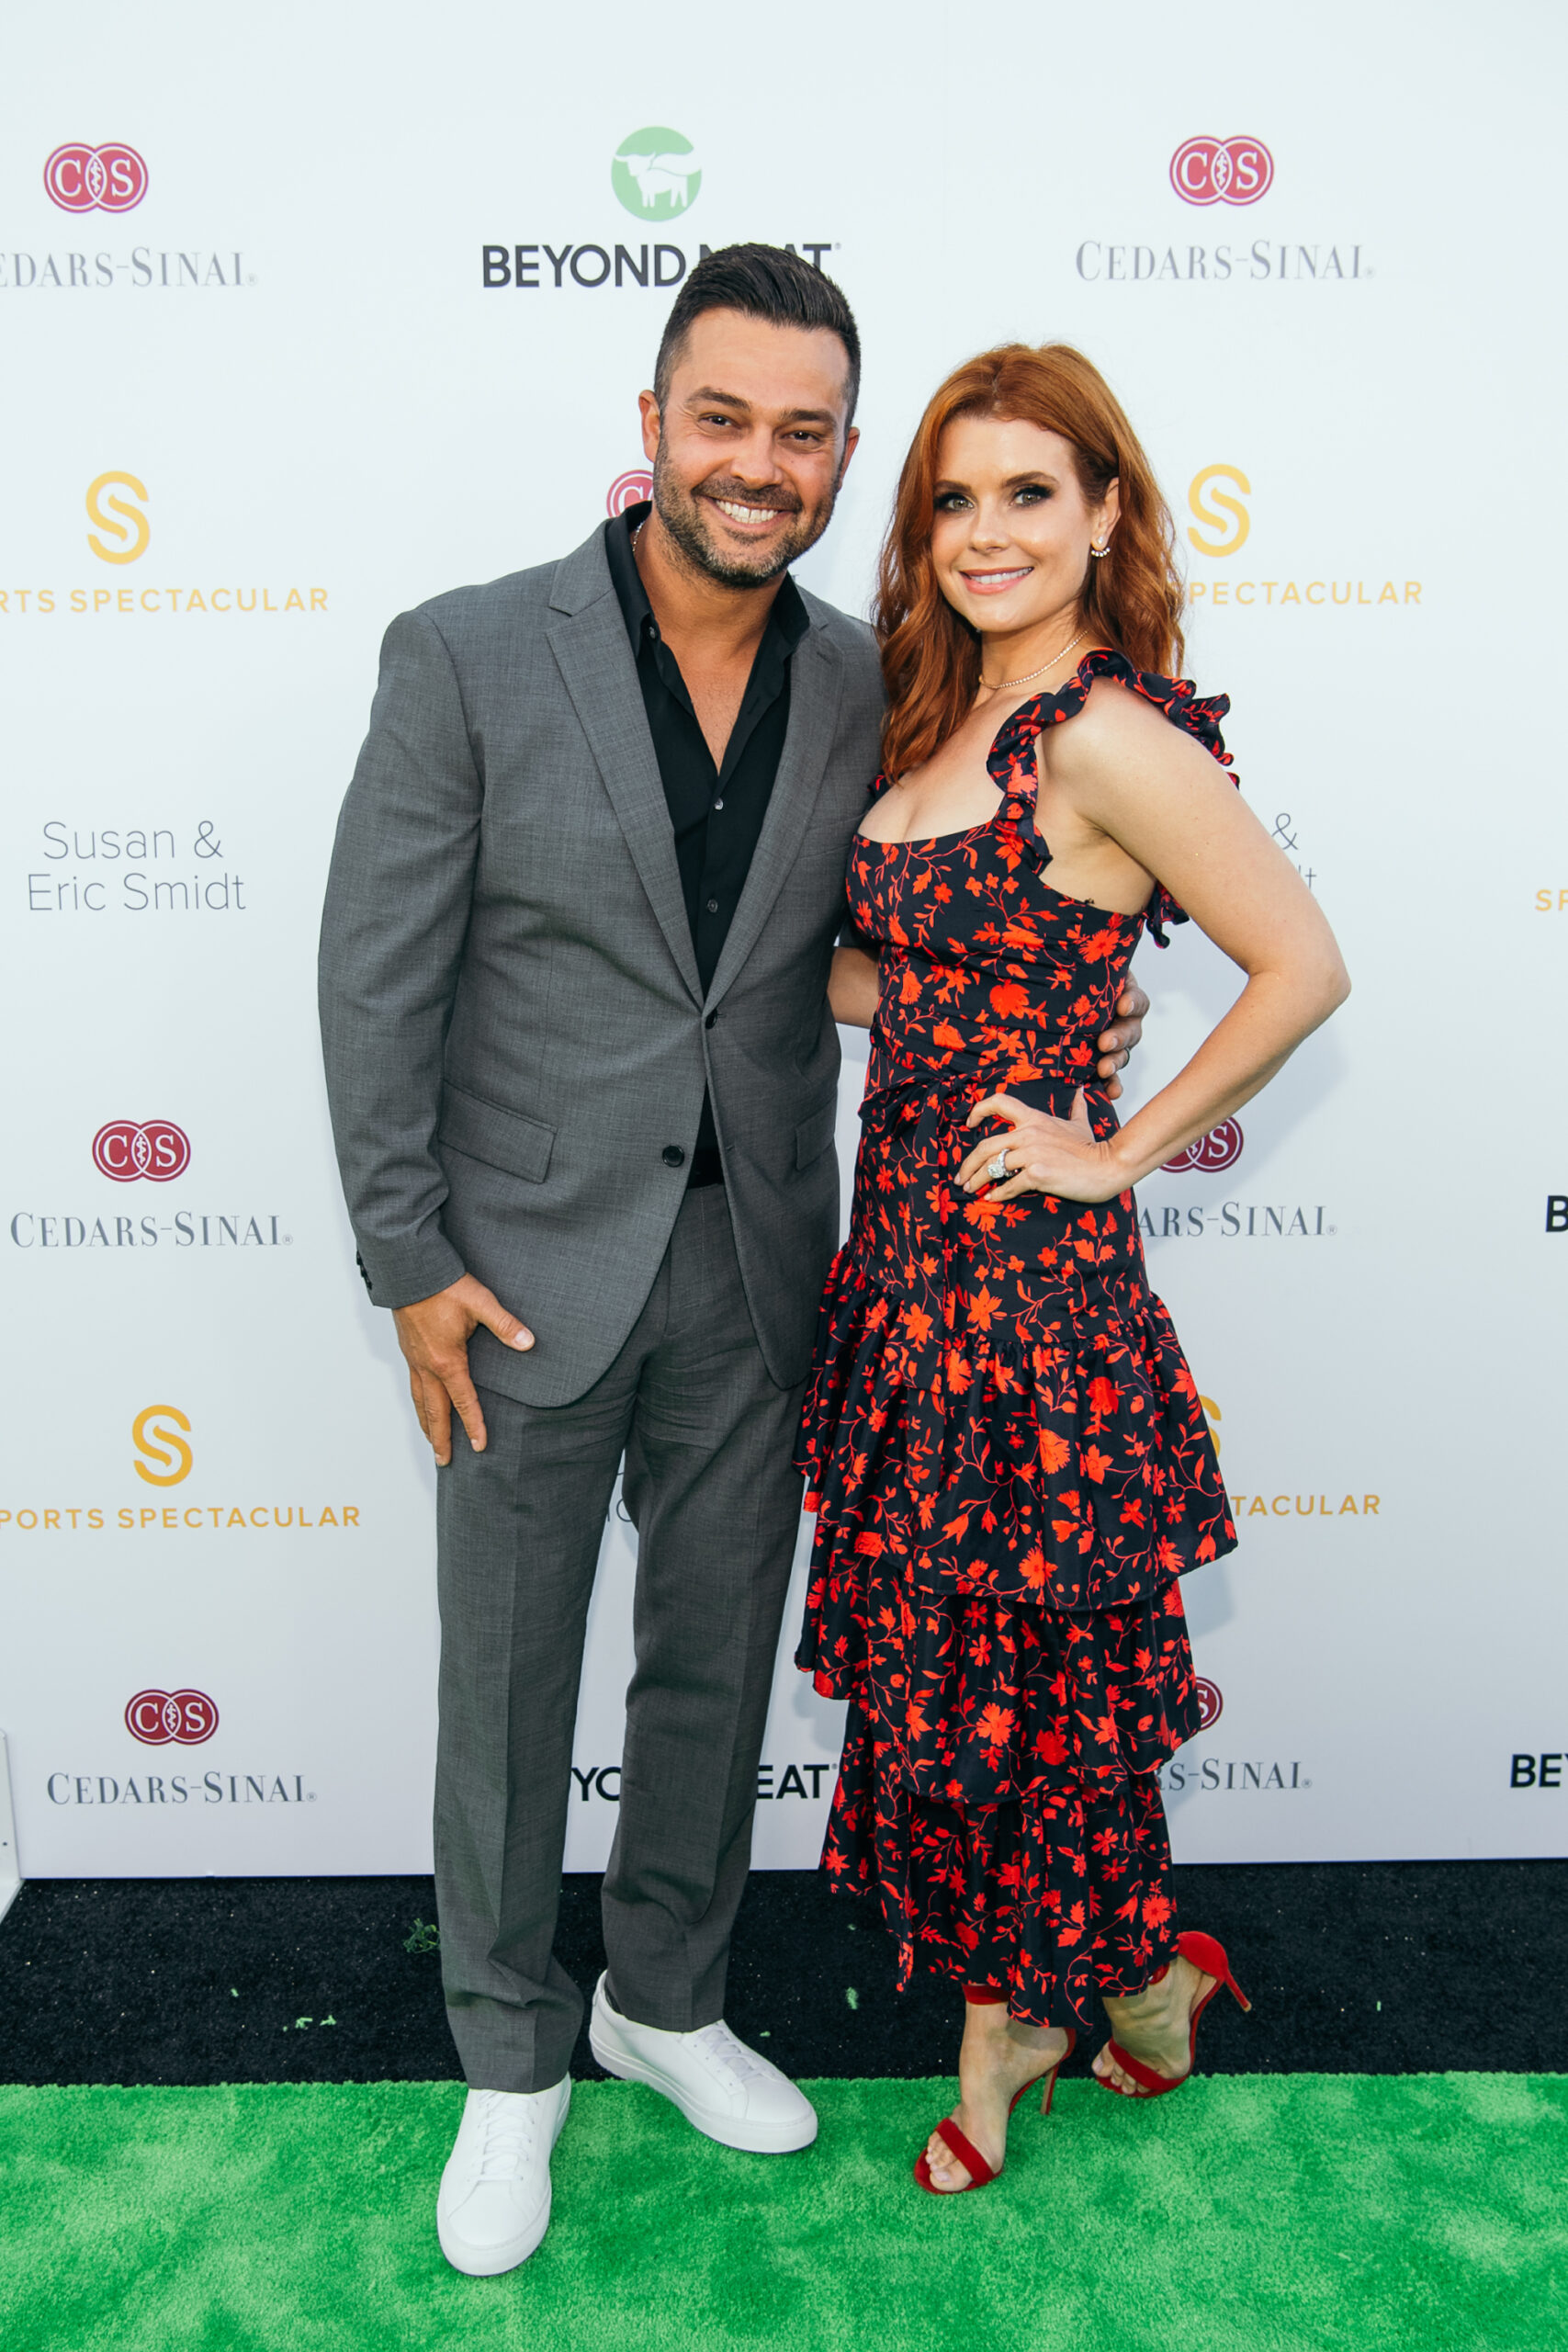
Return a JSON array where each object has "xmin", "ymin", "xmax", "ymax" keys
[{"xmin": 650, "ymin": 442, "xmax": 837, "ymax": 588}]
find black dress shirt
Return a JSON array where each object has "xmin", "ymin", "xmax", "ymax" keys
[{"xmin": 604, "ymin": 501, "xmax": 809, "ymax": 1179}]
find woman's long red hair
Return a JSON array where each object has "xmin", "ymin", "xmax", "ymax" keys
[{"xmin": 875, "ymin": 344, "xmax": 1185, "ymax": 780}]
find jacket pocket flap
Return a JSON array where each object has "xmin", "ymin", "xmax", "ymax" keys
[
  {"xmin": 795, "ymin": 1099, "xmax": 838, "ymax": 1170},
  {"xmin": 439, "ymin": 1085, "xmax": 554, "ymax": 1183}
]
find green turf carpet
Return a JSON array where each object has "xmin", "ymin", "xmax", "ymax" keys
[{"xmin": 2, "ymin": 2075, "xmax": 1562, "ymax": 2352}]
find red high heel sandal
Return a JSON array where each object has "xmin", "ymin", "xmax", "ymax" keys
[
  {"xmin": 914, "ymin": 2015, "xmax": 1077, "ymax": 2196},
  {"xmin": 1096, "ymin": 1929, "xmax": 1251, "ymax": 2098}
]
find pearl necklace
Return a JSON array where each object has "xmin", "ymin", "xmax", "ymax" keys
[{"xmin": 979, "ymin": 624, "xmax": 1090, "ymax": 695}]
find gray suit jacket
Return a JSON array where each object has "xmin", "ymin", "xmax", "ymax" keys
[{"xmin": 318, "ymin": 524, "xmax": 885, "ymax": 1408}]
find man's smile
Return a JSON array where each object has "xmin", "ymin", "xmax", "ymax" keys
[{"xmin": 705, "ymin": 494, "xmax": 796, "ymax": 531}]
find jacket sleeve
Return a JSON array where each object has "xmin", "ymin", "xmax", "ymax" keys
[{"xmin": 318, "ymin": 606, "xmax": 479, "ymax": 1309}]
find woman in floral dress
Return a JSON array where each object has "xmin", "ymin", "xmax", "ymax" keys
[{"xmin": 798, "ymin": 345, "xmax": 1348, "ymax": 2193}]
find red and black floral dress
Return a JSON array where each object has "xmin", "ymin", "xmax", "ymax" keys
[{"xmin": 795, "ymin": 651, "xmax": 1238, "ymax": 2030}]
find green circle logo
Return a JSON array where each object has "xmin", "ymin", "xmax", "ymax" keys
[{"xmin": 612, "ymin": 127, "xmax": 702, "ymax": 221}]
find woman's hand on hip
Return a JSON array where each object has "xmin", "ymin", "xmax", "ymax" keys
[{"xmin": 959, "ymin": 1089, "xmax": 1129, "ymax": 1205}]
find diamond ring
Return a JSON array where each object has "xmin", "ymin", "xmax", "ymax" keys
[{"xmin": 986, "ymin": 1153, "xmax": 1010, "ymax": 1183}]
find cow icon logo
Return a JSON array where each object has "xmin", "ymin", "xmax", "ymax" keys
[
  {"xmin": 44, "ymin": 141, "xmax": 149, "ymax": 213},
  {"xmin": 93, "ymin": 1120, "xmax": 191, "ymax": 1183},
  {"xmin": 1161, "ymin": 1119, "xmax": 1244, "ymax": 1176},
  {"xmin": 125, "ymin": 1689, "xmax": 219, "ymax": 1746},
  {"xmin": 1169, "ymin": 136, "xmax": 1273, "ymax": 208},
  {"xmin": 1193, "ymin": 1678, "xmax": 1224, "ymax": 1730},
  {"xmin": 606, "ymin": 469, "xmax": 653, "ymax": 517},
  {"xmin": 612, "ymin": 128, "xmax": 702, "ymax": 220}
]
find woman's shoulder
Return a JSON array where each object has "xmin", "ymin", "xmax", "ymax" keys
[{"xmin": 1037, "ymin": 650, "xmax": 1234, "ymax": 775}]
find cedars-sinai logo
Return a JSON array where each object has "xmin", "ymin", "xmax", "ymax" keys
[
  {"xmin": 1169, "ymin": 136, "xmax": 1273, "ymax": 207},
  {"xmin": 611, "ymin": 128, "xmax": 702, "ymax": 220},
  {"xmin": 606, "ymin": 470, "xmax": 653, "ymax": 517},
  {"xmin": 1161, "ymin": 1120, "xmax": 1244, "ymax": 1175},
  {"xmin": 93, "ymin": 1119, "xmax": 190, "ymax": 1182},
  {"xmin": 125, "ymin": 1689, "xmax": 219, "ymax": 1746},
  {"xmin": 44, "ymin": 142, "xmax": 149, "ymax": 213},
  {"xmin": 1193, "ymin": 1679, "xmax": 1224, "ymax": 1730}
]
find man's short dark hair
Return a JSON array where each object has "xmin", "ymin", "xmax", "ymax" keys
[{"xmin": 653, "ymin": 243, "xmax": 861, "ymax": 424}]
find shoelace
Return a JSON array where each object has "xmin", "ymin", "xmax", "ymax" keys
[
  {"xmin": 689, "ymin": 2022, "xmax": 764, "ymax": 2095},
  {"xmin": 469, "ymin": 2090, "xmax": 541, "ymax": 2181}
]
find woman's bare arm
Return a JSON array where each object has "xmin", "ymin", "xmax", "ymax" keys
[{"xmin": 960, "ymin": 686, "xmax": 1349, "ymax": 1201}]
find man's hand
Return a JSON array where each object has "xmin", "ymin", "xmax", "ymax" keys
[
  {"xmin": 1096, "ymin": 978, "xmax": 1150, "ymax": 1101},
  {"xmin": 392, "ymin": 1274, "xmax": 534, "ymax": 1466}
]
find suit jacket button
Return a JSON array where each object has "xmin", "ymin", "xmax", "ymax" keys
[
  {"xmin": 661, "ymin": 1144, "xmax": 686, "ymax": 1168},
  {"xmin": 704, "ymin": 1012, "xmax": 717, "ymax": 1029}
]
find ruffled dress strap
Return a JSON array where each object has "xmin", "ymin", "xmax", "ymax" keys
[{"xmin": 985, "ymin": 649, "xmax": 1235, "ymax": 945}]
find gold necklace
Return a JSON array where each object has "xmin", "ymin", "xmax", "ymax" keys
[{"xmin": 979, "ymin": 623, "xmax": 1090, "ymax": 695}]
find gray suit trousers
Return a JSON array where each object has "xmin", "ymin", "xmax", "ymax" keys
[{"xmin": 434, "ymin": 1184, "xmax": 807, "ymax": 2093}]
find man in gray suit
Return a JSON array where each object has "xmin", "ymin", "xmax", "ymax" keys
[{"xmin": 320, "ymin": 246, "xmax": 1145, "ymax": 2273}]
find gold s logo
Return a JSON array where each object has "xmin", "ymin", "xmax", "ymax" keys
[
  {"xmin": 1199, "ymin": 1395, "xmax": 1222, "ymax": 1455},
  {"xmin": 86, "ymin": 471, "xmax": 151, "ymax": 564},
  {"xmin": 133, "ymin": 1404, "xmax": 192, "ymax": 1487},
  {"xmin": 1187, "ymin": 466, "xmax": 1251, "ymax": 558}
]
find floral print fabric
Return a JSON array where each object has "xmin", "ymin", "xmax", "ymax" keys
[{"xmin": 795, "ymin": 653, "xmax": 1238, "ymax": 2027}]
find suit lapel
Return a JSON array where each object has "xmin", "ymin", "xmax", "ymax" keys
[
  {"xmin": 545, "ymin": 580, "xmax": 702, "ymax": 1005},
  {"xmin": 705, "ymin": 627, "xmax": 843, "ymax": 1011}
]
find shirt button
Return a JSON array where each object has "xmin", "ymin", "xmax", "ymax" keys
[
  {"xmin": 705, "ymin": 898, "xmax": 719, "ymax": 913},
  {"xmin": 661, "ymin": 1144, "xmax": 686, "ymax": 1169},
  {"xmin": 713, "ymin": 798, "xmax": 725, "ymax": 811}
]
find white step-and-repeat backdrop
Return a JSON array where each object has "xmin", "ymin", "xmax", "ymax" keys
[{"xmin": 3, "ymin": 1, "xmax": 1564, "ymax": 1880}]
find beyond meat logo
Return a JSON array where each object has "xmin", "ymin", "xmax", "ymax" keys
[{"xmin": 611, "ymin": 128, "xmax": 702, "ymax": 220}]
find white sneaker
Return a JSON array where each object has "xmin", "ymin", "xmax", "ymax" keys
[
  {"xmin": 589, "ymin": 1972, "xmax": 817, "ymax": 2154},
  {"xmin": 436, "ymin": 2078, "xmax": 571, "ymax": 2276}
]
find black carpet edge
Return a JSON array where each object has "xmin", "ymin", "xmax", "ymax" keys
[{"xmin": 2, "ymin": 1859, "xmax": 1563, "ymax": 2087}]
